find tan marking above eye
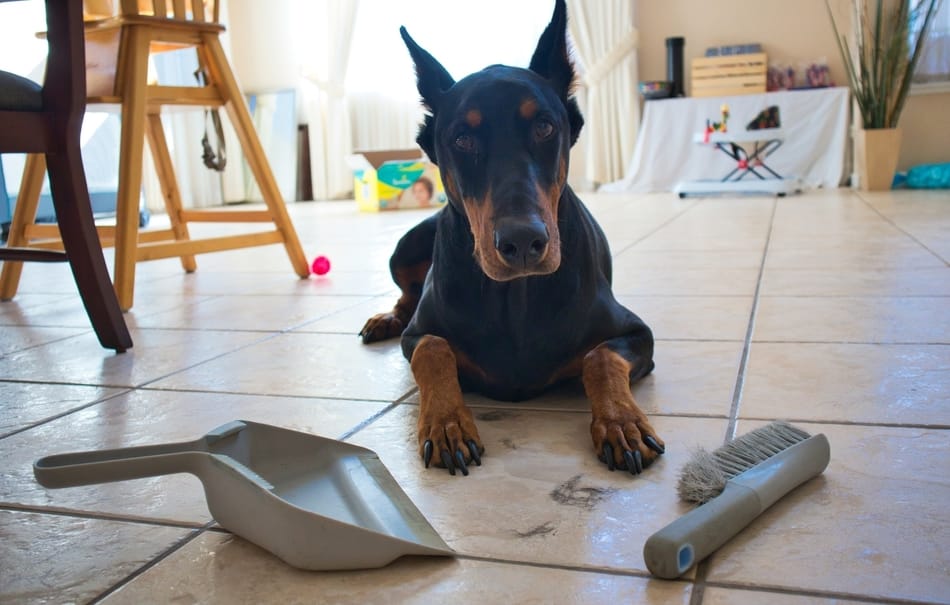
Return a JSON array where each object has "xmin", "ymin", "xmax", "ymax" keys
[
  {"xmin": 465, "ymin": 109, "xmax": 482, "ymax": 127},
  {"xmin": 519, "ymin": 98, "xmax": 538, "ymax": 120}
]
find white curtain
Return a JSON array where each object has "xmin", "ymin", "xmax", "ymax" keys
[
  {"xmin": 299, "ymin": 1, "xmax": 360, "ymax": 200},
  {"xmin": 567, "ymin": 0, "xmax": 640, "ymax": 189},
  {"xmin": 347, "ymin": 93, "xmax": 421, "ymax": 152},
  {"xmin": 914, "ymin": 0, "xmax": 950, "ymax": 84}
]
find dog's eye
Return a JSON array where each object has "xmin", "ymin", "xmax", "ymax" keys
[
  {"xmin": 454, "ymin": 134, "xmax": 476, "ymax": 153},
  {"xmin": 534, "ymin": 119, "xmax": 555, "ymax": 141}
]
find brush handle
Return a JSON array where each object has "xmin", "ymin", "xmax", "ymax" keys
[
  {"xmin": 643, "ymin": 482, "xmax": 761, "ymax": 579},
  {"xmin": 643, "ymin": 433, "xmax": 830, "ymax": 579}
]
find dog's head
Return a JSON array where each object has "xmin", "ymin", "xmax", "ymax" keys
[{"xmin": 401, "ymin": 0, "xmax": 583, "ymax": 282}]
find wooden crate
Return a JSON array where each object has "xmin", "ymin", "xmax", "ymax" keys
[{"xmin": 691, "ymin": 53, "xmax": 767, "ymax": 98}]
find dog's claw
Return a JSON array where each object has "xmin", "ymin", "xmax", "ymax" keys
[
  {"xmin": 422, "ymin": 440, "xmax": 433, "ymax": 468},
  {"xmin": 623, "ymin": 449, "xmax": 642, "ymax": 475},
  {"xmin": 602, "ymin": 443, "xmax": 616, "ymax": 471},
  {"xmin": 454, "ymin": 449, "xmax": 469, "ymax": 476},
  {"xmin": 644, "ymin": 435, "xmax": 665, "ymax": 455},
  {"xmin": 440, "ymin": 449, "xmax": 456, "ymax": 475},
  {"xmin": 467, "ymin": 440, "xmax": 482, "ymax": 466}
]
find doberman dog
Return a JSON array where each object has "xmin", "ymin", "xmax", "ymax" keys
[{"xmin": 360, "ymin": 0, "xmax": 664, "ymax": 477}]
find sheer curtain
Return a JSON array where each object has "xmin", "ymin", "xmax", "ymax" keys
[
  {"xmin": 299, "ymin": 1, "xmax": 360, "ymax": 200},
  {"xmin": 567, "ymin": 0, "xmax": 640, "ymax": 189},
  {"xmin": 914, "ymin": 0, "xmax": 950, "ymax": 84}
]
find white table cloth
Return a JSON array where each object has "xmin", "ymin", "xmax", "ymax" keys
[{"xmin": 600, "ymin": 87, "xmax": 850, "ymax": 193}]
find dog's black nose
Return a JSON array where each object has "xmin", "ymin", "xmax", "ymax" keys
[{"xmin": 494, "ymin": 217, "xmax": 549, "ymax": 268}]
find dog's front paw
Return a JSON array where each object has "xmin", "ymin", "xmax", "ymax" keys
[
  {"xmin": 359, "ymin": 312, "xmax": 404, "ymax": 343},
  {"xmin": 417, "ymin": 405, "xmax": 485, "ymax": 477},
  {"xmin": 590, "ymin": 410, "xmax": 665, "ymax": 476}
]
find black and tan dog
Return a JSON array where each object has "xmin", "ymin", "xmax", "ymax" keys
[{"xmin": 360, "ymin": 0, "xmax": 664, "ymax": 477}]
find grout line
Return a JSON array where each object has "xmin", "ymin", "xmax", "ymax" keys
[
  {"xmin": 738, "ymin": 417, "xmax": 950, "ymax": 431},
  {"xmin": 0, "ymin": 504, "xmax": 207, "ymax": 530},
  {"xmin": 132, "ymin": 384, "xmax": 403, "ymax": 406},
  {"xmin": 611, "ymin": 200, "xmax": 701, "ymax": 257},
  {"xmin": 0, "ymin": 387, "xmax": 135, "ymax": 441},
  {"xmin": 87, "ymin": 521, "xmax": 215, "ymax": 604},
  {"xmin": 337, "ymin": 388, "xmax": 419, "ymax": 442},
  {"xmin": 853, "ymin": 191, "xmax": 949, "ymax": 267},
  {"xmin": 691, "ymin": 197, "xmax": 778, "ymax": 605},
  {"xmin": 701, "ymin": 579, "xmax": 932, "ymax": 605},
  {"xmin": 725, "ymin": 197, "xmax": 778, "ymax": 443},
  {"xmin": 455, "ymin": 552, "xmax": 660, "ymax": 581}
]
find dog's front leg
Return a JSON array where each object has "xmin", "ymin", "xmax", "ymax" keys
[
  {"xmin": 583, "ymin": 340, "xmax": 665, "ymax": 476},
  {"xmin": 409, "ymin": 335, "xmax": 485, "ymax": 476}
]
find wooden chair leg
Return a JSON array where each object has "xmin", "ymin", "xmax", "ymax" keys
[
  {"xmin": 111, "ymin": 28, "xmax": 152, "ymax": 311},
  {"xmin": 45, "ymin": 147, "xmax": 132, "ymax": 352},
  {"xmin": 200, "ymin": 33, "xmax": 311, "ymax": 279},
  {"xmin": 0, "ymin": 153, "xmax": 47, "ymax": 300},
  {"xmin": 145, "ymin": 112, "xmax": 197, "ymax": 272}
]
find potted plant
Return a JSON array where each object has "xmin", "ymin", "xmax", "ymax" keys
[{"xmin": 826, "ymin": 0, "xmax": 942, "ymax": 190}]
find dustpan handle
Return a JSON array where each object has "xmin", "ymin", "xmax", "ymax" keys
[{"xmin": 33, "ymin": 439, "xmax": 208, "ymax": 488}]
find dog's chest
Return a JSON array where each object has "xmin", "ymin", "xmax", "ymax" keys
[{"xmin": 439, "ymin": 274, "xmax": 592, "ymax": 392}]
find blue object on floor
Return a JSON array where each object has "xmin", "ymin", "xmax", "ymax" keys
[{"xmin": 906, "ymin": 162, "xmax": 950, "ymax": 189}]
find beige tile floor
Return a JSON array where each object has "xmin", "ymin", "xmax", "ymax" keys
[{"xmin": 1, "ymin": 189, "xmax": 948, "ymax": 604}]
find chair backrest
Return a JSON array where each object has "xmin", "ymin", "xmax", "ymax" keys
[
  {"xmin": 83, "ymin": 0, "xmax": 219, "ymax": 24},
  {"xmin": 44, "ymin": 0, "xmax": 87, "ymax": 120}
]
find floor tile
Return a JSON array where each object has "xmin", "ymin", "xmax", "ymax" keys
[
  {"xmin": 130, "ymin": 293, "xmax": 368, "ymax": 331},
  {"xmin": 292, "ymin": 294, "xmax": 402, "ymax": 335},
  {"xmin": 149, "ymin": 332, "xmax": 417, "ymax": 400},
  {"xmin": 346, "ymin": 406, "xmax": 728, "ymax": 575},
  {"xmin": 0, "ymin": 509, "xmax": 189, "ymax": 605},
  {"xmin": 0, "ymin": 382, "xmax": 125, "ymax": 437},
  {"xmin": 763, "ymin": 240, "xmax": 945, "ymax": 269},
  {"xmin": 0, "ymin": 325, "xmax": 89, "ymax": 355},
  {"xmin": 0, "ymin": 390, "xmax": 388, "ymax": 524},
  {"xmin": 402, "ymin": 340, "xmax": 744, "ymax": 419},
  {"xmin": 0, "ymin": 328, "xmax": 266, "ymax": 387},
  {"xmin": 741, "ymin": 342, "xmax": 950, "ymax": 425},
  {"xmin": 705, "ymin": 422, "xmax": 950, "ymax": 604},
  {"xmin": 619, "ymin": 295, "xmax": 753, "ymax": 341},
  {"xmin": 1, "ymin": 262, "xmax": 77, "ymax": 295},
  {"xmin": 100, "ymin": 532, "xmax": 693, "ymax": 605},
  {"xmin": 759, "ymin": 266, "xmax": 950, "ymax": 297},
  {"xmin": 754, "ymin": 296, "xmax": 950, "ymax": 344},
  {"xmin": 612, "ymin": 267, "xmax": 761, "ymax": 297},
  {"xmin": 613, "ymin": 248, "xmax": 766, "ymax": 269},
  {"xmin": 0, "ymin": 293, "xmax": 75, "ymax": 317},
  {"xmin": 702, "ymin": 587, "xmax": 878, "ymax": 604},
  {"xmin": 137, "ymin": 269, "xmax": 394, "ymax": 298}
]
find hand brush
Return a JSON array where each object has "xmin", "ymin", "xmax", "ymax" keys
[{"xmin": 643, "ymin": 421, "xmax": 830, "ymax": 579}]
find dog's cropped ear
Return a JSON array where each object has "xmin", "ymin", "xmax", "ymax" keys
[
  {"xmin": 401, "ymin": 27, "xmax": 455, "ymax": 161},
  {"xmin": 528, "ymin": 0, "xmax": 583, "ymax": 145},
  {"xmin": 529, "ymin": 0, "xmax": 575, "ymax": 97},
  {"xmin": 400, "ymin": 26, "xmax": 455, "ymax": 114}
]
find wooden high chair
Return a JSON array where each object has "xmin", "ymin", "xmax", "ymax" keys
[{"xmin": 0, "ymin": 0, "xmax": 310, "ymax": 311}]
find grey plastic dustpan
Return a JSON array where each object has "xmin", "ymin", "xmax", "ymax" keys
[{"xmin": 33, "ymin": 420, "xmax": 453, "ymax": 570}]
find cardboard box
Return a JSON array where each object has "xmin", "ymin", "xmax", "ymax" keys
[{"xmin": 346, "ymin": 149, "xmax": 447, "ymax": 212}]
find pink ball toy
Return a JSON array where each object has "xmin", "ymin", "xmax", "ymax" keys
[{"xmin": 311, "ymin": 255, "xmax": 331, "ymax": 276}]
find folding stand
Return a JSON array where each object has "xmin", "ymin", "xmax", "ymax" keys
[{"xmin": 675, "ymin": 130, "xmax": 802, "ymax": 198}]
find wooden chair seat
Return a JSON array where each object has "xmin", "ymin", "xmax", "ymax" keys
[{"xmin": 1, "ymin": 0, "xmax": 310, "ymax": 311}]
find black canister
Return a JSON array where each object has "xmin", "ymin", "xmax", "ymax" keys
[{"xmin": 666, "ymin": 37, "xmax": 685, "ymax": 97}]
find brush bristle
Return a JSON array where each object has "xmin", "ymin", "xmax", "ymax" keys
[{"xmin": 676, "ymin": 421, "xmax": 812, "ymax": 504}]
